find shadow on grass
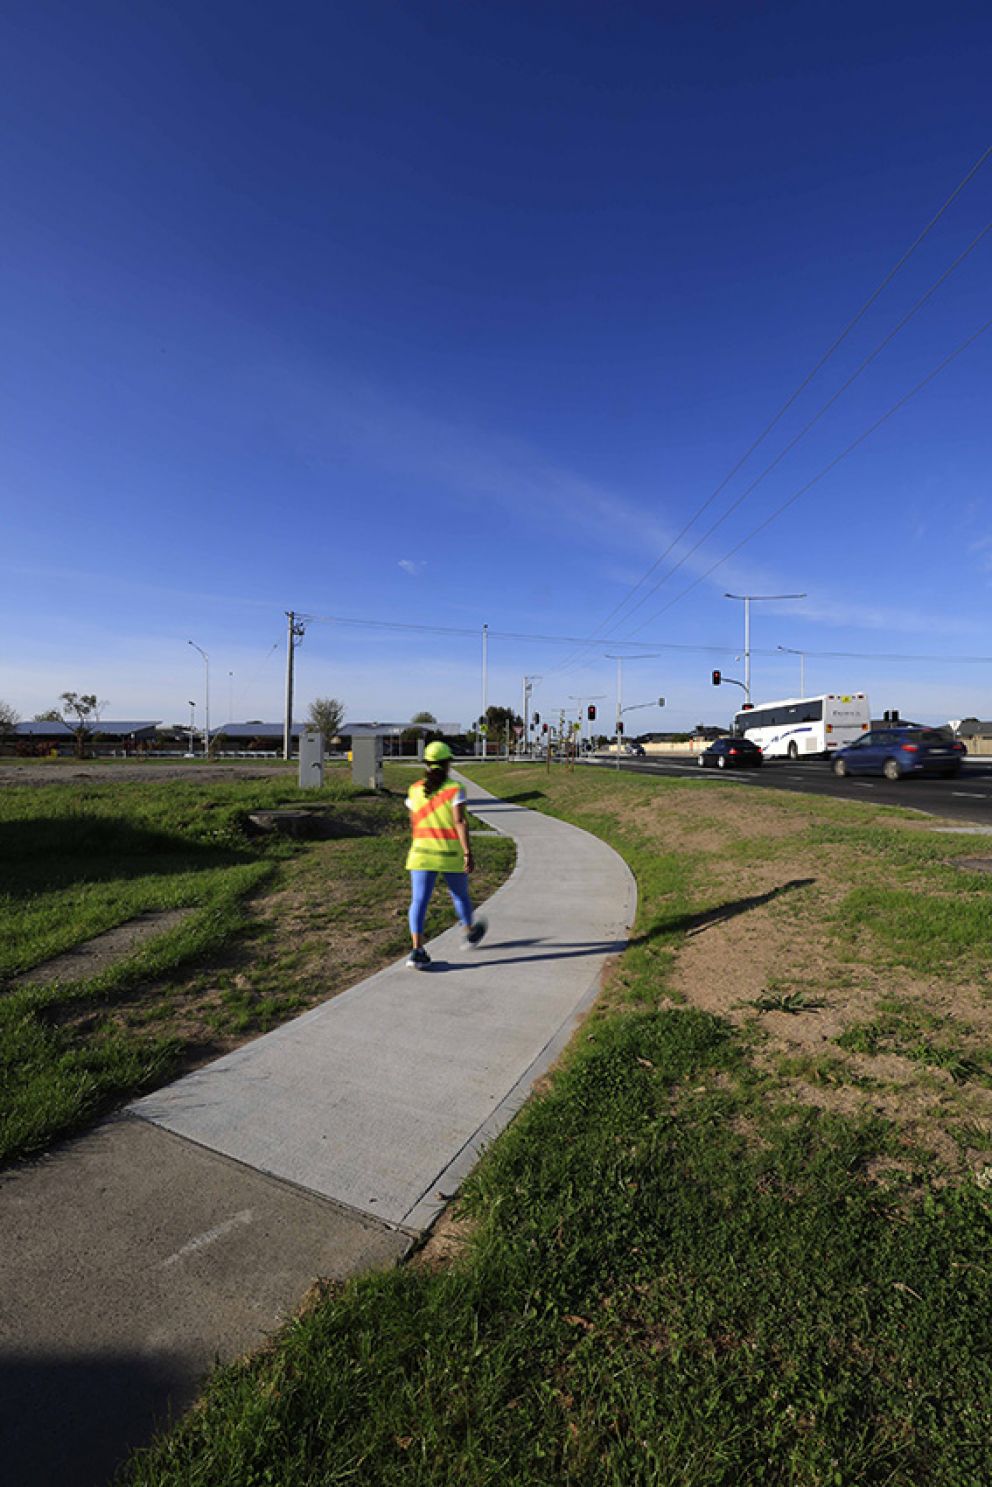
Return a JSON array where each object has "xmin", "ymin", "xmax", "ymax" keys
[
  {"xmin": 0, "ymin": 817, "xmax": 255, "ymax": 899},
  {"xmin": 630, "ymin": 878, "xmax": 816, "ymax": 946}
]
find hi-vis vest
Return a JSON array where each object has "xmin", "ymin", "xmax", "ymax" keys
[{"xmin": 405, "ymin": 779, "xmax": 464, "ymax": 872}]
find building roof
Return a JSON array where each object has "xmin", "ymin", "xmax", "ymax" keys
[
  {"xmin": 344, "ymin": 722, "xmax": 462, "ymax": 737},
  {"xmin": 15, "ymin": 720, "xmax": 161, "ymax": 737},
  {"xmin": 209, "ymin": 723, "xmax": 306, "ymax": 739}
]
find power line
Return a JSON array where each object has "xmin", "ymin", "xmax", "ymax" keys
[
  {"xmin": 624, "ymin": 310, "xmax": 992, "ymax": 635},
  {"xmin": 595, "ymin": 217, "xmax": 991, "ymax": 638},
  {"xmin": 300, "ymin": 611, "xmax": 992, "ymax": 665},
  {"xmin": 547, "ymin": 141, "xmax": 992, "ymax": 675}
]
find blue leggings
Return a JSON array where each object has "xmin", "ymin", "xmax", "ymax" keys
[{"xmin": 409, "ymin": 871, "xmax": 474, "ymax": 937}]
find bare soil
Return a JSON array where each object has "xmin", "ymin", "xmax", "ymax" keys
[
  {"xmin": 597, "ymin": 785, "xmax": 992, "ymax": 1170},
  {"xmin": 13, "ymin": 910, "xmax": 194, "ymax": 987}
]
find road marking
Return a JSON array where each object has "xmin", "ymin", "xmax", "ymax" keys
[
  {"xmin": 160, "ymin": 1209, "xmax": 254, "ymax": 1268},
  {"xmin": 953, "ymin": 792, "xmax": 989, "ymax": 799}
]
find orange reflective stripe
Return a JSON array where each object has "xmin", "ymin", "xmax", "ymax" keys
[
  {"xmin": 410, "ymin": 784, "xmax": 460, "ymax": 830},
  {"xmin": 412, "ymin": 825, "xmax": 460, "ymax": 840}
]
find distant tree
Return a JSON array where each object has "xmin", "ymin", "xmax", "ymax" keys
[
  {"xmin": 307, "ymin": 696, "xmax": 345, "ymax": 741},
  {"xmin": 410, "ymin": 710, "xmax": 437, "ymax": 725},
  {"xmin": 0, "ymin": 699, "xmax": 17, "ymax": 738},
  {"xmin": 58, "ymin": 692, "xmax": 108, "ymax": 758},
  {"xmin": 481, "ymin": 705, "xmax": 522, "ymax": 733},
  {"xmin": 33, "ymin": 709, "xmax": 62, "ymax": 722}
]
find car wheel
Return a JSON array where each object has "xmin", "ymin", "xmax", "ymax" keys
[
  {"xmin": 717, "ymin": 755, "xmax": 727, "ymax": 769},
  {"xmin": 832, "ymin": 758, "xmax": 848, "ymax": 777},
  {"xmin": 882, "ymin": 758, "xmax": 901, "ymax": 781},
  {"xmin": 787, "ymin": 741, "xmax": 798, "ymax": 760}
]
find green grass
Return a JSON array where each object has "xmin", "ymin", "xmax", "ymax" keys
[
  {"xmin": 123, "ymin": 1008, "xmax": 992, "ymax": 1487},
  {"xmin": 120, "ymin": 763, "xmax": 992, "ymax": 1486},
  {"xmin": 1, "ymin": 768, "xmax": 516, "ymax": 1165},
  {"xmin": 833, "ymin": 886, "xmax": 992, "ymax": 975}
]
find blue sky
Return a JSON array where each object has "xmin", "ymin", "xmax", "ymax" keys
[{"xmin": 2, "ymin": 1, "xmax": 990, "ymax": 733}]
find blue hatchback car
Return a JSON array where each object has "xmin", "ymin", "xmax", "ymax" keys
[{"xmin": 832, "ymin": 726, "xmax": 966, "ymax": 780}]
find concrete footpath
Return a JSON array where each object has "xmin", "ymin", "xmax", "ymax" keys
[{"xmin": 0, "ymin": 775, "xmax": 636, "ymax": 1486}]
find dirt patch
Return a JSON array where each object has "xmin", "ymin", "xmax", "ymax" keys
[
  {"xmin": 10, "ymin": 909, "xmax": 194, "ymax": 988},
  {"xmin": 409, "ymin": 1206, "xmax": 478, "ymax": 1272},
  {"xmin": 0, "ymin": 761, "xmax": 296, "ymax": 788},
  {"xmin": 589, "ymin": 782, "xmax": 992, "ymax": 1165}
]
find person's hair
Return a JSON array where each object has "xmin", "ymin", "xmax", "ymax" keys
[{"xmin": 422, "ymin": 758, "xmax": 450, "ymax": 797}]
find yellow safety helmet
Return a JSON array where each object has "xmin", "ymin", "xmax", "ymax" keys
[{"xmin": 424, "ymin": 741, "xmax": 453, "ymax": 763}]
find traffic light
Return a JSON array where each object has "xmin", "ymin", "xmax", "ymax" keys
[
  {"xmin": 533, "ymin": 712, "xmax": 540, "ymax": 725},
  {"xmin": 542, "ymin": 723, "xmax": 548, "ymax": 734},
  {"xmin": 587, "ymin": 704, "xmax": 596, "ymax": 721},
  {"xmin": 711, "ymin": 670, "xmax": 721, "ymax": 686},
  {"xmin": 616, "ymin": 720, "xmax": 624, "ymax": 734}
]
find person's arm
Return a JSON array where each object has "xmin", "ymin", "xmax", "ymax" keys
[{"xmin": 453, "ymin": 801, "xmax": 473, "ymax": 873}]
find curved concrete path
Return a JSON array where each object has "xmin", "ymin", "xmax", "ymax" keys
[
  {"xmin": 0, "ymin": 775, "xmax": 635, "ymax": 1485},
  {"xmin": 130, "ymin": 773, "xmax": 637, "ymax": 1230}
]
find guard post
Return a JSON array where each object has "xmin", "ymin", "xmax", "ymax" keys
[{"xmin": 298, "ymin": 728, "xmax": 324, "ymax": 789}]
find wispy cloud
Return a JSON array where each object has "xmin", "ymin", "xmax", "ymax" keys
[{"xmin": 398, "ymin": 559, "xmax": 426, "ymax": 577}]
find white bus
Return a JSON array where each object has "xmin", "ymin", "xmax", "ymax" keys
[{"xmin": 733, "ymin": 693, "xmax": 870, "ymax": 760}]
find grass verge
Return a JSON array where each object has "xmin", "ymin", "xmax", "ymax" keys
[
  {"xmin": 0, "ymin": 765, "xmax": 513, "ymax": 1164},
  {"xmin": 121, "ymin": 763, "xmax": 992, "ymax": 1486}
]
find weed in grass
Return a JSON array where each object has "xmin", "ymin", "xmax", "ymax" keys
[{"xmin": 749, "ymin": 990, "xmax": 826, "ymax": 1014}]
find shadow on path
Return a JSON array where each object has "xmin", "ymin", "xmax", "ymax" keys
[{"xmin": 0, "ymin": 1351, "xmax": 192, "ymax": 1487}]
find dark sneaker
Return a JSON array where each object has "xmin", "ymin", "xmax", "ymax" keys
[
  {"xmin": 406, "ymin": 947, "xmax": 431, "ymax": 970},
  {"xmin": 463, "ymin": 917, "xmax": 488, "ymax": 949}
]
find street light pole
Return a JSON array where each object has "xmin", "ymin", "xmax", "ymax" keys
[
  {"xmin": 187, "ymin": 641, "xmax": 210, "ymax": 758},
  {"xmin": 605, "ymin": 652, "xmax": 666, "ymax": 771},
  {"xmin": 776, "ymin": 644, "xmax": 807, "ymax": 696},
  {"xmin": 522, "ymin": 674, "xmax": 541, "ymax": 757},
  {"xmin": 723, "ymin": 593, "xmax": 806, "ymax": 704},
  {"xmin": 187, "ymin": 700, "xmax": 196, "ymax": 756}
]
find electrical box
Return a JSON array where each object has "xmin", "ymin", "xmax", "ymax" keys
[
  {"xmin": 298, "ymin": 729, "xmax": 324, "ymax": 789},
  {"xmin": 351, "ymin": 735, "xmax": 383, "ymax": 790}
]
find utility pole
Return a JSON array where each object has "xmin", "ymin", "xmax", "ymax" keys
[
  {"xmin": 480, "ymin": 623, "xmax": 489, "ymax": 759},
  {"xmin": 522, "ymin": 674, "xmax": 541, "ymax": 758},
  {"xmin": 283, "ymin": 611, "xmax": 306, "ymax": 761}
]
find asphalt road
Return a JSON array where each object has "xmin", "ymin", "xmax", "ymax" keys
[{"xmin": 586, "ymin": 755, "xmax": 992, "ymax": 828}]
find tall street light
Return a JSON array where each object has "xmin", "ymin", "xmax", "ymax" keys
[
  {"xmin": 776, "ymin": 644, "xmax": 807, "ymax": 696},
  {"xmin": 187, "ymin": 700, "xmax": 196, "ymax": 757},
  {"xmin": 188, "ymin": 640, "xmax": 210, "ymax": 758},
  {"xmin": 723, "ymin": 593, "xmax": 806, "ymax": 704},
  {"xmin": 605, "ymin": 653, "xmax": 666, "ymax": 770}
]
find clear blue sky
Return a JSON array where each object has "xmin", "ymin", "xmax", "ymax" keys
[{"xmin": 2, "ymin": 1, "xmax": 990, "ymax": 732}]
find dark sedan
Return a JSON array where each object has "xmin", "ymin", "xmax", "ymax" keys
[
  {"xmin": 697, "ymin": 737, "xmax": 763, "ymax": 770},
  {"xmin": 832, "ymin": 727, "xmax": 966, "ymax": 780}
]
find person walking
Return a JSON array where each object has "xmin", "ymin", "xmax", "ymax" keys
[{"xmin": 405, "ymin": 741, "xmax": 487, "ymax": 969}]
